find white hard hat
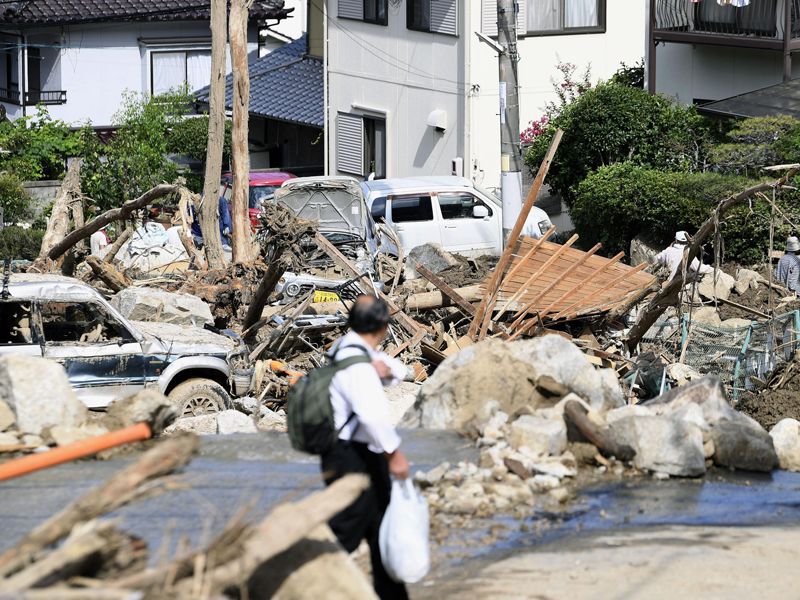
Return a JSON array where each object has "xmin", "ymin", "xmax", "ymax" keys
[
  {"xmin": 675, "ymin": 231, "xmax": 689, "ymax": 243},
  {"xmin": 787, "ymin": 236, "xmax": 800, "ymax": 252}
]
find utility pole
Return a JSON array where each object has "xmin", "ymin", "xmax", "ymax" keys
[
  {"xmin": 497, "ymin": 0, "xmax": 522, "ymax": 241},
  {"xmin": 200, "ymin": 0, "xmax": 227, "ymax": 270}
]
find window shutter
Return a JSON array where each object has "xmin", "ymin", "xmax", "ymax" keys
[
  {"xmin": 516, "ymin": 0, "xmax": 527, "ymax": 35},
  {"xmin": 482, "ymin": 0, "xmax": 498, "ymax": 36},
  {"xmin": 337, "ymin": 113, "xmax": 365, "ymax": 176},
  {"xmin": 430, "ymin": 0, "xmax": 458, "ymax": 35},
  {"xmin": 338, "ymin": 0, "xmax": 364, "ymax": 20}
]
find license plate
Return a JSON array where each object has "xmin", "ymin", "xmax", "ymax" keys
[{"xmin": 313, "ymin": 290, "xmax": 341, "ymax": 303}]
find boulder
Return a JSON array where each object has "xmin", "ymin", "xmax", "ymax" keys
[
  {"xmin": 101, "ymin": 389, "xmax": 177, "ymax": 434},
  {"xmin": 690, "ymin": 306, "xmax": 721, "ymax": 327},
  {"xmin": 720, "ymin": 318, "xmax": 753, "ymax": 329},
  {"xmin": 257, "ymin": 410, "xmax": 287, "ymax": 433},
  {"xmin": 216, "ymin": 409, "xmax": 257, "ymax": 434},
  {"xmin": 710, "ymin": 419, "xmax": 778, "ymax": 472},
  {"xmin": 0, "ymin": 356, "xmax": 87, "ymax": 435},
  {"xmin": 697, "ymin": 270, "xmax": 736, "ymax": 302},
  {"xmin": 111, "ymin": 287, "xmax": 213, "ymax": 327},
  {"xmin": 401, "ymin": 336, "xmax": 624, "ymax": 429},
  {"xmin": 232, "ymin": 396, "xmax": 260, "ymax": 416},
  {"xmin": 610, "ymin": 414, "xmax": 706, "ymax": 477},
  {"xmin": 0, "ymin": 399, "xmax": 15, "ymax": 432},
  {"xmin": 629, "ymin": 236, "xmax": 660, "ymax": 267},
  {"xmin": 21, "ymin": 434, "xmax": 44, "ymax": 447},
  {"xmin": 404, "ymin": 243, "xmax": 460, "ymax": 280},
  {"xmin": 0, "ymin": 431, "xmax": 20, "ymax": 446},
  {"xmin": 769, "ymin": 419, "xmax": 800, "ymax": 472},
  {"xmin": 384, "ymin": 382, "xmax": 421, "ymax": 426},
  {"xmin": 164, "ymin": 414, "xmax": 218, "ymax": 435},
  {"xmin": 46, "ymin": 422, "xmax": 109, "ymax": 446},
  {"xmin": 508, "ymin": 415, "xmax": 567, "ymax": 456},
  {"xmin": 735, "ymin": 268, "xmax": 765, "ymax": 295}
]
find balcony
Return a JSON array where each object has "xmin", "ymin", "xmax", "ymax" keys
[
  {"xmin": 23, "ymin": 90, "xmax": 67, "ymax": 105},
  {"xmin": 654, "ymin": 0, "xmax": 800, "ymax": 50},
  {"xmin": 0, "ymin": 87, "xmax": 21, "ymax": 105}
]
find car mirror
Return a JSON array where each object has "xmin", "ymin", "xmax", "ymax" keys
[{"xmin": 473, "ymin": 205, "xmax": 489, "ymax": 219}]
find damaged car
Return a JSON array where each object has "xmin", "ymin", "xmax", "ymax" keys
[{"xmin": 0, "ymin": 274, "xmax": 250, "ymax": 416}]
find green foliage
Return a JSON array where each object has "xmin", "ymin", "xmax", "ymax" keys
[
  {"xmin": 0, "ymin": 173, "xmax": 32, "ymax": 224},
  {"xmin": 525, "ymin": 82, "xmax": 706, "ymax": 205},
  {"xmin": 167, "ymin": 116, "xmax": 232, "ymax": 164},
  {"xmin": 0, "ymin": 107, "xmax": 83, "ymax": 181},
  {"xmin": 571, "ymin": 163, "xmax": 788, "ymax": 264},
  {"xmin": 0, "ymin": 226, "xmax": 44, "ymax": 261},
  {"xmin": 609, "ymin": 59, "xmax": 645, "ymax": 89},
  {"xmin": 706, "ymin": 116, "xmax": 800, "ymax": 176}
]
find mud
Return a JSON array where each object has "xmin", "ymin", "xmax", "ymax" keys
[
  {"xmin": 737, "ymin": 369, "xmax": 800, "ymax": 430},
  {"xmin": 435, "ymin": 254, "xmax": 496, "ymax": 288}
]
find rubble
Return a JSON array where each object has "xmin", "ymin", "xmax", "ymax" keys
[
  {"xmin": 509, "ymin": 415, "xmax": 567, "ymax": 456},
  {"xmin": 710, "ymin": 419, "xmax": 778, "ymax": 472},
  {"xmin": 735, "ymin": 268, "xmax": 766, "ymax": 294},
  {"xmin": 112, "ymin": 287, "xmax": 213, "ymax": 326},
  {"xmin": 769, "ymin": 418, "xmax": 800, "ymax": 471},
  {"xmin": 404, "ymin": 243, "xmax": 460, "ymax": 280},
  {"xmin": 697, "ymin": 270, "xmax": 736, "ymax": 301},
  {"xmin": 0, "ymin": 400, "xmax": 15, "ymax": 432},
  {"xmin": 216, "ymin": 409, "xmax": 258, "ymax": 434}
]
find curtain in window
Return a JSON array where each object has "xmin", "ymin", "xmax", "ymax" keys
[
  {"xmin": 152, "ymin": 51, "xmax": 185, "ymax": 95},
  {"xmin": 565, "ymin": 0, "xmax": 598, "ymax": 27},
  {"xmin": 528, "ymin": 0, "xmax": 560, "ymax": 31},
  {"xmin": 187, "ymin": 51, "xmax": 211, "ymax": 92}
]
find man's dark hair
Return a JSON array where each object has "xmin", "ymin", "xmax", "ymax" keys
[{"xmin": 348, "ymin": 295, "xmax": 391, "ymax": 334}]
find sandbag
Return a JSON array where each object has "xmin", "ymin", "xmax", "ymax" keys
[{"xmin": 379, "ymin": 479, "xmax": 430, "ymax": 583}]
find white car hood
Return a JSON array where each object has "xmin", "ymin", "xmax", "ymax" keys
[{"xmin": 133, "ymin": 321, "xmax": 235, "ymax": 355}]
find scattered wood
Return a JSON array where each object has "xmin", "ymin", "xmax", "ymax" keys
[
  {"xmin": 563, "ymin": 400, "xmax": 635, "ymax": 462},
  {"xmin": 242, "ymin": 255, "xmax": 292, "ymax": 336},
  {"xmin": 85, "ymin": 256, "xmax": 131, "ymax": 293},
  {"xmin": 405, "ymin": 284, "xmax": 482, "ymax": 311},
  {"xmin": 102, "ymin": 227, "xmax": 132, "ymax": 264},
  {"xmin": 32, "ymin": 160, "xmax": 83, "ymax": 271},
  {"xmin": 415, "ymin": 264, "xmax": 477, "ymax": 317}
]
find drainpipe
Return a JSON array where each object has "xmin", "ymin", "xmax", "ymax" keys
[
  {"xmin": 783, "ymin": 0, "xmax": 792, "ymax": 82},
  {"xmin": 20, "ymin": 33, "xmax": 26, "ymax": 117},
  {"xmin": 323, "ymin": 0, "xmax": 329, "ymax": 175},
  {"xmin": 647, "ymin": 0, "xmax": 657, "ymax": 95}
]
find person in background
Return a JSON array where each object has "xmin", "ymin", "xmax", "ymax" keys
[
  {"xmin": 322, "ymin": 295, "xmax": 410, "ymax": 600},
  {"xmin": 775, "ymin": 236, "xmax": 800, "ymax": 295},
  {"xmin": 654, "ymin": 230, "xmax": 713, "ymax": 281},
  {"xmin": 89, "ymin": 225, "xmax": 110, "ymax": 258},
  {"xmin": 190, "ymin": 195, "xmax": 233, "ymax": 251}
]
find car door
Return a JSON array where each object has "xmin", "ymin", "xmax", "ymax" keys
[
  {"xmin": 435, "ymin": 192, "xmax": 501, "ymax": 256},
  {"xmin": 0, "ymin": 300, "xmax": 42, "ymax": 358},
  {"xmin": 386, "ymin": 194, "xmax": 442, "ymax": 252},
  {"xmin": 37, "ymin": 300, "xmax": 146, "ymax": 409}
]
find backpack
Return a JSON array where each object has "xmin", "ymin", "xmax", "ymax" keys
[{"xmin": 287, "ymin": 345, "xmax": 371, "ymax": 455}]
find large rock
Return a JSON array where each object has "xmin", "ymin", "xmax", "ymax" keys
[
  {"xmin": 610, "ymin": 414, "xmax": 706, "ymax": 477},
  {"xmin": 509, "ymin": 415, "xmax": 567, "ymax": 456},
  {"xmin": 111, "ymin": 287, "xmax": 213, "ymax": 327},
  {"xmin": 735, "ymin": 268, "xmax": 765, "ymax": 295},
  {"xmin": 629, "ymin": 236, "xmax": 660, "ymax": 267},
  {"xmin": 697, "ymin": 270, "xmax": 736, "ymax": 301},
  {"xmin": 101, "ymin": 389, "xmax": 177, "ymax": 434},
  {"xmin": 216, "ymin": 409, "xmax": 257, "ymax": 434},
  {"xmin": 164, "ymin": 414, "xmax": 218, "ymax": 435},
  {"xmin": 0, "ymin": 356, "xmax": 88, "ymax": 435},
  {"xmin": 401, "ymin": 336, "xmax": 623, "ymax": 429},
  {"xmin": 404, "ymin": 243, "xmax": 460, "ymax": 280},
  {"xmin": 769, "ymin": 419, "xmax": 800, "ymax": 472},
  {"xmin": 0, "ymin": 400, "xmax": 15, "ymax": 432},
  {"xmin": 690, "ymin": 306, "xmax": 721, "ymax": 327},
  {"xmin": 711, "ymin": 419, "xmax": 778, "ymax": 472}
]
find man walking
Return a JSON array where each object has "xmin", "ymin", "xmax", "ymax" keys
[
  {"xmin": 322, "ymin": 294, "xmax": 410, "ymax": 600},
  {"xmin": 775, "ymin": 236, "xmax": 800, "ymax": 295}
]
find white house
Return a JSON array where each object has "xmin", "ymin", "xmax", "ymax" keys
[
  {"xmin": 649, "ymin": 0, "xmax": 800, "ymax": 108},
  {"xmin": 0, "ymin": 0, "xmax": 290, "ymax": 127},
  {"xmin": 320, "ymin": 0, "xmax": 646, "ymax": 193}
]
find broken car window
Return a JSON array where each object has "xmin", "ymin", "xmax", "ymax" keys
[
  {"xmin": 0, "ymin": 301, "xmax": 34, "ymax": 345},
  {"xmin": 39, "ymin": 301, "xmax": 132, "ymax": 344}
]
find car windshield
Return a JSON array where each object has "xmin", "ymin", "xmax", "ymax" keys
[
  {"xmin": 249, "ymin": 186, "xmax": 276, "ymax": 209},
  {"xmin": 474, "ymin": 184, "xmax": 501, "ymax": 204}
]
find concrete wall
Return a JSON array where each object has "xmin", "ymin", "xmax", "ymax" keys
[
  {"xmin": 326, "ymin": 0, "xmax": 467, "ymax": 178},
  {"xmin": 655, "ymin": 42, "xmax": 799, "ymax": 105}
]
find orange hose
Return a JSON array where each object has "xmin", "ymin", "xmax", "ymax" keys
[
  {"xmin": 0, "ymin": 422, "xmax": 152, "ymax": 483},
  {"xmin": 269, "ymin": 360, "xmax": 304, "ymax": 385}
]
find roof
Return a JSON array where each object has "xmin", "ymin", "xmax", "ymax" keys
[
  {"xmin": 0, "ymin": 0, "xmax": 289, "ymax": 27},
  {"xmin": 698, "ymin": 79, "xmax": 800, "ymax": 120},
  {"xmin": 363, "ymin": 176, "xmax": 475, "ymax": 195},
  {"xmin": 195, "ymin": 35, "xmax": 323, "ymax": 128},
  {"xmin": 222, "ymin": 171, "xmax": 296, "ymax": 186},
  {"xmin": 7, "ymin": 273, "xmax": 104, "ymax": 303}
]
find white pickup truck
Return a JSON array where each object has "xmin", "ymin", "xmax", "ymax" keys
[{"xmin": 278, "ymin": 175, "xmax": 554, "ymax": 260}]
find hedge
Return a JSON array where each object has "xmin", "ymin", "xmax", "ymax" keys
[{"xmin": 0, "ymin": 226, "xmax": 44, "ymax": 261}]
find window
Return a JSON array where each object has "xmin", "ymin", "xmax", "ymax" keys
[
  {"xmin": 371, "ymin": 196, "xmax": 387, "ymax": 222},
  {"xmin": 527, "ymin": 0, "xmax": 604, "ymax": 34},
  {"xmin": 249, "ymin": 186, "xmax": 276, "ymax": 209},
  {"xmin": 391, "ymin": 196, "xmax": 434, "ymax": 223},
  {"xmin": 338, "ymin": 0, "xmax": 388, "ymax": 25},
  {"xmin": 337, "ymin": 112, "xmax": 386, "ymax": 179},
  {"xmin": 408, "ymin": 0, "xmax": 457, "ymax": 35},
  {"xmin": 0, "ymin": 302, "xmax": 33, "ymax": 345},
  {"xmin": 364, "ymin": 116, "xmax": 386, "ymax": 179},
  {"xmin": 151, "ymin": 50, "xmax": 211, "ymax": 95},
  {"xmin": 40, "ymin": 302, "xmax": 132, "ymax": 344},
  {"xmin": 438, "ymin": 193, "xmax": 493, "ymax": 220}
]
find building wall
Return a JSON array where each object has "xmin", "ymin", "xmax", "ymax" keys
[
  {"xmin": 2, "ymin": 21, "xmax": 259, "ymax": 127},
  {"xmin": 655, "ymin": 42, "xmax": 799, "ymax": 105},
  {"xmin": 326, "ymin": 0, "xmax": 467, "ymax": 178},
  {"xmin": 467, "ymin": 0, "xmax": 647, "ymax": 194}
]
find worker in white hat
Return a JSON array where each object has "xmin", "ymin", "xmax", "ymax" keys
[
  {"xmin": 775, "ymin": 236, "xmax": 800, "ymax": 294},
  {"xmin": 654, "ymin": 231, "xmax": 713, "ymax": 281}
]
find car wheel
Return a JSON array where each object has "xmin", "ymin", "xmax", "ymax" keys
[{"xmin": 168, "ymin": 378, "xmax": 231, "ymax": 417}]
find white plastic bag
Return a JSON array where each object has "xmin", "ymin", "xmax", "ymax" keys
[{"xmin": 379, "ymin": 478, "xmax": 430, "ymax": 583}]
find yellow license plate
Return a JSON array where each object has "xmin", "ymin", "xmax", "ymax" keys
[{"xmin": 313, "ymin": 290, "xmax": 341, "ymax": 303}]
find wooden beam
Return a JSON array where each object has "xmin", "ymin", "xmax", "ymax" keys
[
  {"xmin": 387, "ymin": 329, "xmax": 426, "ymax": 358},
  {"xmin": 415, "ymin": 263, "xmax": 476, "ymax": 317}
]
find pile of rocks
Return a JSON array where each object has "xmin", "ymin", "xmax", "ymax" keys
[{"xmin": 165, "ymin": 397, "xmax": 287, "ymax": 435}]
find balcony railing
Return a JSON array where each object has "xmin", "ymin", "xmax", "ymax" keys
[
  {"xmin": 0, "ymin": 87, "xmax": 21, "ymax": 105},
  {"xmin": 24, "ymin": 90, "xmax": 67, "ymax": 105},
  {"xmin": 655, "ymin": 0, "xmax": 800, "ymax": 45}
]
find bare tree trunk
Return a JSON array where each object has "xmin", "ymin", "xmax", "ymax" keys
[
  {"xmin": 32, "ymin": 160, "xmax": 82, "ymax": 271},
  {"xmin": 200, "ymin": 0, "xmax": 229, "ymax": 270},
  {"xmin": 229, "ymin": 0, "xmax": 255, "ymax": 264}
]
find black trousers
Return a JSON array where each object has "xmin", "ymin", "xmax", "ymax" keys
[{"xmin": 321, "ymin": 440, "xmax": 409, "ymax": 600}]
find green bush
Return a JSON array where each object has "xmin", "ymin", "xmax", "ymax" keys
[
  {"xmin": 167, "ymin": 116, "xmax": 232, "ymax": 164},
  {"xmin": 706, "ymin": 115, "xmax": 800, "ymax": 176},
  {"xmin": 0, "ymin": 226, "xmax": 44, "ymax": 261},
  {"xmin": 571, "ymin": 163, "xmax": 790, "ymax": 264},
  {"xmin": 0, "ymin": 173, "xmax": 32, "ymax": 224},
  {"xmin": 525, "ymin": 82, "xmax": 707, "ymax": 205}
]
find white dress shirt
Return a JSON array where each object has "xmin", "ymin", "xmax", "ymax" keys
[{"xmin": 329, "ymin": 330, "xmax": 405, "ymax": 454}]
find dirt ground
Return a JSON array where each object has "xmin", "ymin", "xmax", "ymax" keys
[
  {"xmin": 737, "ymin": 367, "xmax": 800, "ymax": 429},
  {"xmin": 414, "ymin": 526, "xmax": 800, "ymax": 600}
]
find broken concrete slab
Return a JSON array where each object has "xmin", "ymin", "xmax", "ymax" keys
[
  {"xmin": 404, "ymin": 243, "xmax": 460, "ymax": 280},
  {"xmin": 698, "ymin": 270, "xmax": 735, "ymax": 301},
  {"xmin": 711, "ymin": 419, "xmax": 778, "ymax": 472},
  {"xmin": 111, "ymin": 287, "xmax": 213, "ymax": 327},
  {"xmin": 0, "ymin": 355, "xmax": 88, "ymax": 435},
  {"xmin": 0, "ymin": 399, "xmax": 15, "ymax": 432},
  {"xmin": 509, "ymin": 415, "xmax": 567, "ymax": 456},
  {"xmin": 769, "ymin": 418, "xmax": 800, "ymax": 472},
  {"xmin": 216, "ymin": 409, "xmax": 257, "ymax": 434},
  {"xmin": 610, "ymin": 414, "xmax": 706, "ymax": 477}
]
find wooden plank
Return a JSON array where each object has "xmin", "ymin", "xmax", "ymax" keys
[
  {"xmin": 415, "ymin": 263, "xmax": 476, "ymax": 317},
  {"xmin": 387, "ymin": 329, "xmax": 426, "ymax": 358},
  {"xmin": 467, "ymin": 129, "xmax": 563, "ymax": 340},
  {"xmin": 553, "ymin": 262, "xmax": 651, "ymax": 320}
]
